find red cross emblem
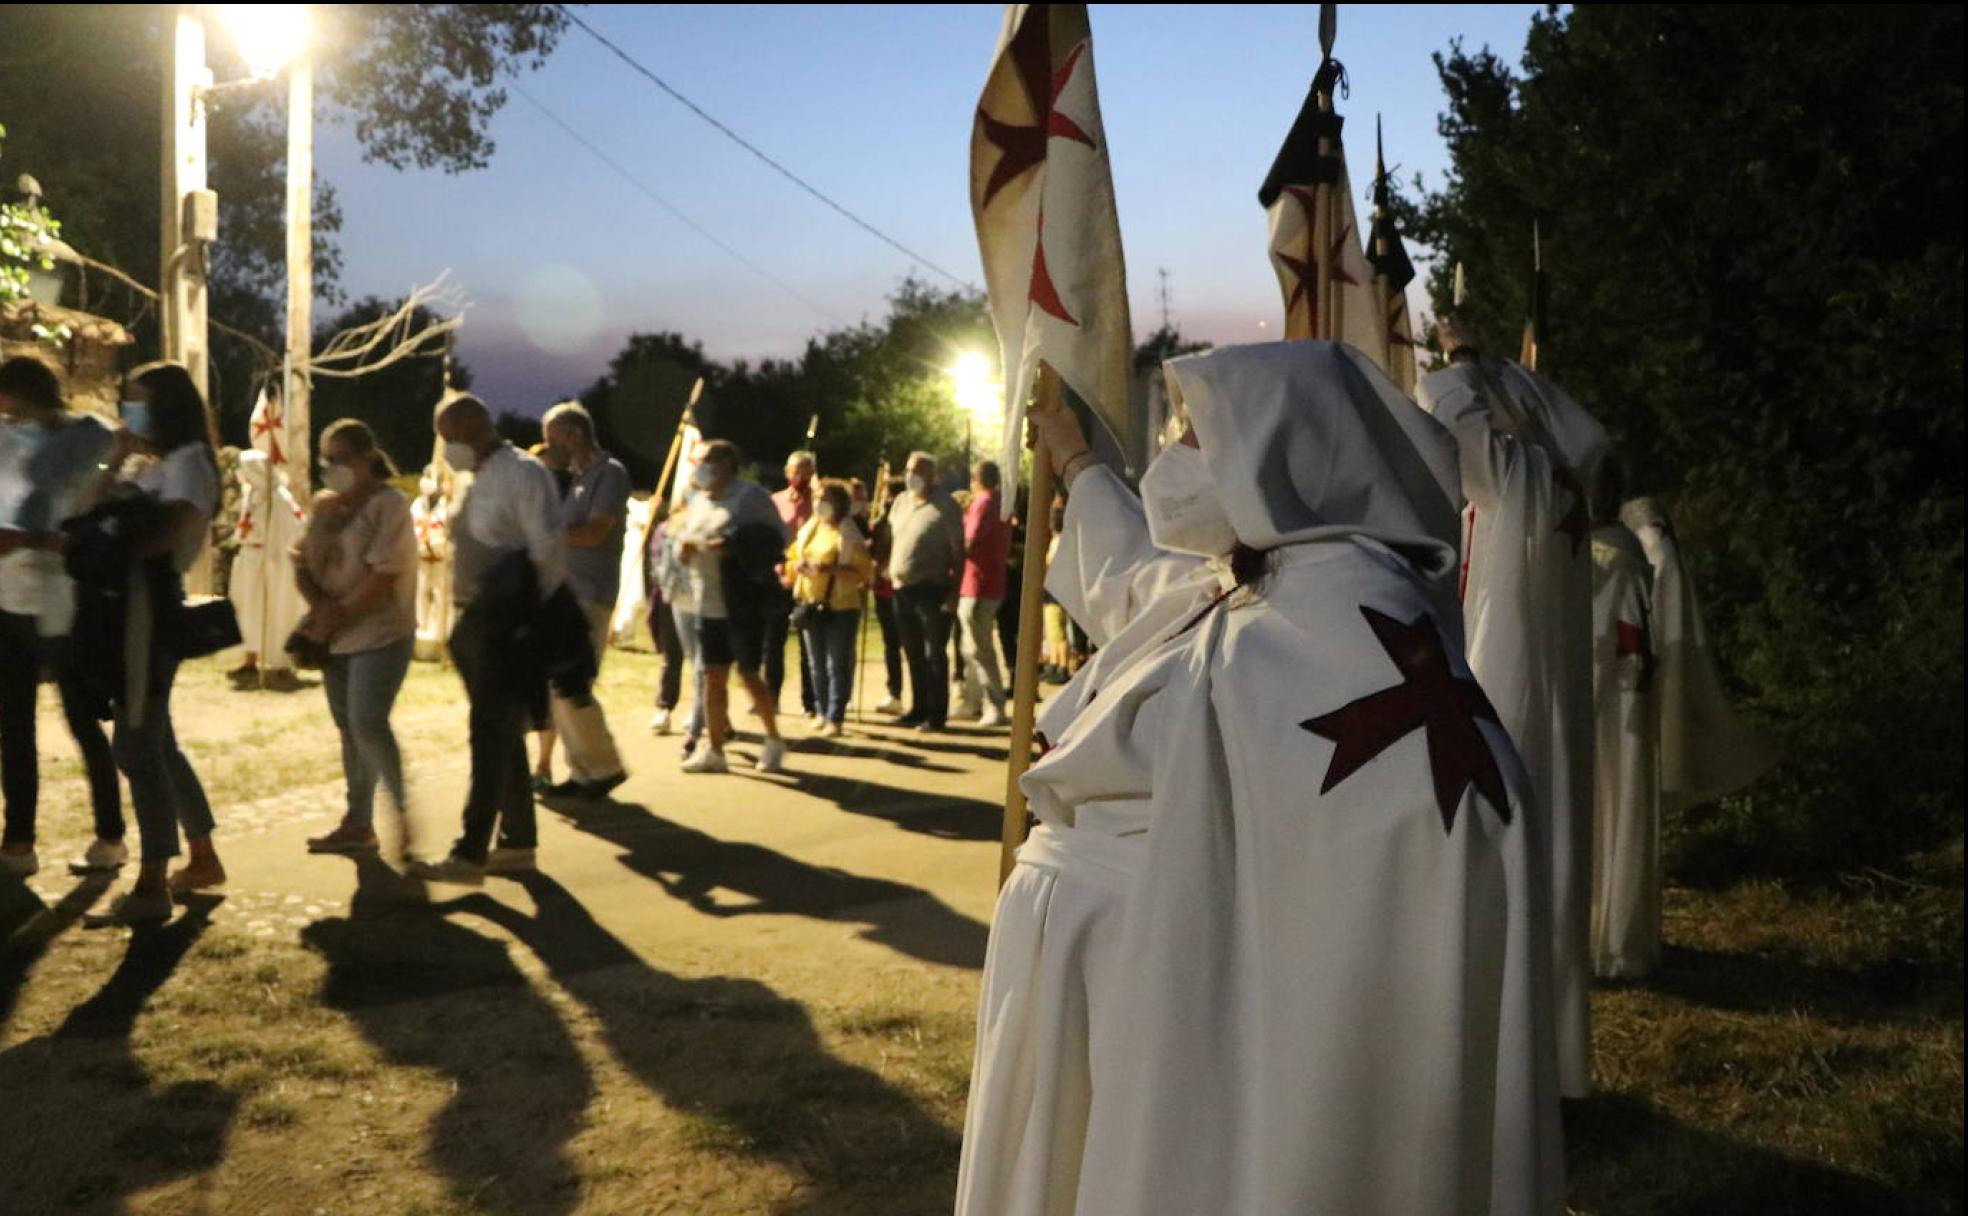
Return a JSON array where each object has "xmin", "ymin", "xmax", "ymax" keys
[
  {"xmin": 1275, "ymin": 186, "xmax": 1359, "ymax": 336},
  {"xmin": 1300, "ymin": 606, "xmax": 1510, "ymax": 834},
  {"xmin": 976, "ymin": 9, "xmax": 1098, "ymax": 327}
]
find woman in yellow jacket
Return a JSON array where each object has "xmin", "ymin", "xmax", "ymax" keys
[{"xmin": 787, "ymin": 480, "xmax": 876, "ymax": 736}]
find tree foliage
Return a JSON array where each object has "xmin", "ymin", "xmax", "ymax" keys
[
  {"xmin": 1406, "ymin": 5, "xmax": 1964, "ymax": 878},
  {"xmin": 0, "ymin": 3, "xmax": 565, "ymax": 433}
]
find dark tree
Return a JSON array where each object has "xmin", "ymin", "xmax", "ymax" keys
[
  {"xmin": 308, "ymin": 296, "xmax": 467, "ymax": 476},
  {"xmin": 1407, "ymin": 5, "xmax": 1964, "ymax": 876}
]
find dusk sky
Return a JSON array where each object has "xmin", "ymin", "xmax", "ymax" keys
[{"xmin": 317, "ymin": 4, "xmax": 1544, "ymax": 412}]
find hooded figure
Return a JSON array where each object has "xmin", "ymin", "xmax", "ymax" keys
[
  {"xmin": 226, "ymin": 449, "xmax": 306, "ymax": 669},
  {"xmin": 959, "ymin": 342, "xmax": 1561, "ymax": 1216},
  {"xmin": 411, "ymin": 469, "xmax": 454, "ymax": 659},
  {"xmin": 1418, "ymin": 356, "xmax": 1609, "ymax": 1100},
  {"xmin": 1589, "ymin": 519, "xmax": 1661, "ymax": 978},
  {"xmin": 1619, "ymin": 497, "xmax": 1777, "ymax": 815}
]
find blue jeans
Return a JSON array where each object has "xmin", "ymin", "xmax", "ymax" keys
[
  {"xmin": 113, "ymin": 653, "xmax": 216, "ymax": 863},
  {"xmin": 801, "ymin": 610, "xmax": 860, "ymax": 725},
  {"xmin": 675, "ymin": 607, "xmax": 707, "ymax": 741},
  {"xmin": 322, "ymin": 635, "xmax": 414, "ymax": 829}
]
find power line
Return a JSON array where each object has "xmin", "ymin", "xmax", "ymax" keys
[
  {"xmin": 555, "ymin": 5, "xmax": 975, "ymax": 291},
  {"xmin": 511, "ymin": 84, "xmax": 845, "ymax": 324}
]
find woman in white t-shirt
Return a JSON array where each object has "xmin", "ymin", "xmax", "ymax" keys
[{"xmin": 107, "ymin": 363, "xmax": 228, "ymax": 923}]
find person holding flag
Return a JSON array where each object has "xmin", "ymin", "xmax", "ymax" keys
[{"xmin": 1419, "ymin": 314, "xmax": 1610, "ymax": 1102}]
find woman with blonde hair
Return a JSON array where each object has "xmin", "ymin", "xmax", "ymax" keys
[
  {"xmin": 293, "ymin": 419, "xmax": 419, "ymax": 855},
  {"xmin": 786, "ymin": 479, "xmax": 874, "ymax": 737}
]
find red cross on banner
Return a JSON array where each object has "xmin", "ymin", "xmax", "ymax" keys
[
  {"xmin": 971, "ymin": 3, "xmax": 1132, "ymax": 505},
  {"xmin": 248, "ymin": 389, "xmax": 287, "ymax": 468}
]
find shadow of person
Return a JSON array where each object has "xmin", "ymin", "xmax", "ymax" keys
[
  {"xmin": 448, "ymin": 872, "xmax": 963, "ymax": 1216},
  {"xmin": 299, "ymin": 855, "xmax": 593, "ymax": 1216},
  {"xmin": 546, "ymin": 798, "xmax": 987, "ymax": 970},
  {"xmin": 0, "ymin": 873, "xmax": 113, "ymax": 1037},
  {"xmin": 1564, "ymin": 1090, "xmax": 1916, "ymax": 1214},
  {"xmin": 1630, "ymin": 943, "xmax": 1963, "ymax": 1024},
  {"xmin": 782, "ymin": 769, "xmax": 1002, "ymax": 844},
  {"xmin": 792, "ymin": 736, "xmax": 967, "ymax": 775},
  {"xmin": 0, "ymin": 897, "xmax": 241, "ymax": 1213}
]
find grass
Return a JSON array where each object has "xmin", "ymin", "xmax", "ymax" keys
[{"xmin": 2, "ymin": 657, "xmax": 1961, "ymax": 1214}]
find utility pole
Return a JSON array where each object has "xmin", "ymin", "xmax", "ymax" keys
[
  {"xmin": 1157, "ymin": 266, "xmax": 1172, "ymax": 332},
  {"xmin": 161, "ymin": 7, "xmax": 211, "ymax": 403},
  {"xmin": 284, "ymin": 44, "xmax": 314, "ymax": 481}
]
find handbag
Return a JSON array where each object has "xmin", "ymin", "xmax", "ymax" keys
[
  {"xmin": 788, "ymin": 565, "xmax": 836, "ymax": 632},
  {"xmin": 175, "ymin": 595, "xmax": 243, "ymax": 660}
]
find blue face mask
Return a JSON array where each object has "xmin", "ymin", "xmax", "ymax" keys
[{"xmin": 120, "ymin": 400, "xmax": 152, "ymax": 441}]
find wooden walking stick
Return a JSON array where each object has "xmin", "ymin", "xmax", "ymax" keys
[{"xmin": 999, "ymin": 364, "xmax": 1062, "ymax": 886}]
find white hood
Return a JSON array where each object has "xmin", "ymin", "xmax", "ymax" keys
[
  {"xmin": 1165, "ymin": 341, "xmax": 1463, "ymax": 579},
  {"xmin": 1419, "ymin": 358, "xmax": 1611, "ymax": 492}
]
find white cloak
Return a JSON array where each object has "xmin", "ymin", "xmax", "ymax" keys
[
  {"xmin": 610, "ymin": 495, "xmax": 657, "ymax": 648},
  {"xmin": 962, "ymin": 343, "xmax": 1561, "ymax": 1216},
  {"xmin": 955, "ymin": 464, "xmax": 1216, "ymax": 1216},
  {"xmin": 1619, "ymin": 498, "xmax": 1777, "ymax": 814},
  {"xmin": 411, "ymin": 490, "xmax": 453, "ymax": 657},
  {"xmin": 1589, "ymin": 524, "xmax": 1661, "ymax": 979},
  {"xmin": 227, "ymin": 450, "xmax": 306, "ymax": 664},
  {"xmin": 1419, "ymin": 359, "xmax": 1608, "ymax": 1099}
]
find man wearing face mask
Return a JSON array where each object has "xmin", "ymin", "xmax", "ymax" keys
[
  {"xmin": 770, "ymin": 450, "xmax": 819, "ymax": 722},
  {"xmin": 0, "ymin": 356, "xmax": 123, "ymax": 879},
  {"xmin": 537, "ymin": 402, "xmax": 630, "ymax": 800},
  {"xmin": 411, "ymin": 394, "xmax": 568, "ymax": 885},
  {"xmin": 958, "ymin": 342, "xmax": 1561, "ymax": 1216},
  {"xmin": 884, "ymin": 452, "xmax": 966, "ymax": 732}
]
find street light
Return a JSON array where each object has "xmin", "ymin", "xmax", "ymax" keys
[
  {"xmin": 951, "ymin": 351, "xmax": 1001, "ymax": 469},
  {"xmin": 220, "ymin": 4, "xmax": 310, "ymax": 79}
]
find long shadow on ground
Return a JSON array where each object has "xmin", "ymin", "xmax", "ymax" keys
[
  {"xmin": 0, "ymin": 898, "xmax": 239, "ymax": 1214},
  {"xmin": 781, "ymin": 767, "xmax": 1003, "ymax": 844},
  {"xmin": 301, "ymin": 856, "xmax": 593, "ymax": 1216},
  {"xmin": 545, "ymin": 798, "xmax": 988, "ymax": 969},
  {"xmin": 0, "ymin": 874, "xmax": 112, "ymax": 1036},
  {"xmin": 1564, "ymin": 1091, "xmax": 1923, "ymax": 1215},
  {"xmin": 450, "ymin": 871, "xmax": 963, "ymax": 1216},
  {"xmin": 1632, "ymin": 944, "xmax": 1964, "ymax": 1023}
]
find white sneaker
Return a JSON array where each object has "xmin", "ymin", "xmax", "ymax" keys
[
  {"xmin": 979, "ymin": 703, "xmax": 1008, "ymax": 728},
  {"xmin": 69, "ymin": 839, "xmax": 129, "ymax": 874},
  {"xmin": 649, "ymin": 708, "xmax": 673, "ymax": 735},
  {"xmin": 486, "ymin": 847, "xmax": 537, "ymax": 874},
  {"xmin": 876, "ymin": 696, "xmax": 905, "ymax": 716},
  {"xmin": 950, "ymin": 703, "xmax": 983, "ymax": 722},
  {"xmin": 823, "ymin": 722, "xmax": 845, "ymax": 739},
  {"xmin": 756, "ymin": 737, "xmax": 788, "ymax": 774},
  {"xmin": 0, "ymin": 848, "xmax": 39, "ymax": 878},
  {"xmin": 681, "ymin": 744, "xmax": 729, "ymax": 774}
]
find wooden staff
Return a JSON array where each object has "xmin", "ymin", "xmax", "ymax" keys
[
  {"xmin": 999, "ymin": 364, "xmax": 1062, "ymax": 885},
  {"xmin": 653, "ymin": 377, "xmax": 706, "ymax": 504}
]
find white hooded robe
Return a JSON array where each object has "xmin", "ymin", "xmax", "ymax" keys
[
  {"xmin": 1619, "ymin": 497, "xmax": 1777, "ymax": 815},
  {"xmin": 1418, "ymin": 358, "xmax": 1608, "ymax": 1099},
  {"xmin": 1590, "ymin": 523, "xmax": 1661, "ymax": 978},
  {"xmin": 227, "ymin": 449, "xmax": 307, "ymax": 665},
  {"xmin": 960, "ymin": 342, "xmax": 1562, "ymax": 1216}
]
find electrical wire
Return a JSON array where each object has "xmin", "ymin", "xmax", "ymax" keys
[{"xmin": 554, "ymin": 4, "xmax": 975, "ymax": 290}]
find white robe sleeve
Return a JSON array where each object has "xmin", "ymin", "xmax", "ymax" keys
[
  {"xmin": 1046, "ymin": 464, "xmax": 1202, "ymax": 649},
  {"xmin": 1591, "ymin": 527, "xmax": 1662, "ymax": 979}
]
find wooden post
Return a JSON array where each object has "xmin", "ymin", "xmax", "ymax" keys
[
  {"xmin": 999, "ymin": 364, "xmax": 1061, "ymax": 886},
  {"xmin": 284, "ymin": 46, "xmax": 314, "ymax": 482},
  {"xmin": 653, "ymin": 377, "xmax": 705, "ymax": 506}
]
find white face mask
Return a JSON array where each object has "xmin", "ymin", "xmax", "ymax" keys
[
  {"xmin": 444, "ymin": 441, "xmax": 478, "ymax": 473},
  {"xmin": 906, "ymin": 472, "xmax": 928, "ymax": 496},
  {"xmin": 815, "ymin": 501, "xmax": 838, "ymax": 524},
  {"xmin": 691, "ymin": 463, "xmax": 717, "ymax": 490},
  {"xmin": 322, "ymin": 464, "xmax": 357, "ymax": 494},
  {"xmin": 418, "ymin": 475, "xmax": 439, "ymax": 497},
  {"xmin": 1139, "ymin": 442, "xmax": 1237, "ymax": 557}
]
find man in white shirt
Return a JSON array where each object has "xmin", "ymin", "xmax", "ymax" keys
[{"xmin": 412, "ymin": 395, "xmax": 566, "ymax": 886}]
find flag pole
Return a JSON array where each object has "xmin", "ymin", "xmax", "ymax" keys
[
  {"xmin": 654, "ymin": 377, "xmax": 705, "ymax": 503},
  {"xmin": 999, "ymin": 363, "xmax": 1060, "ymax": 886}
]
